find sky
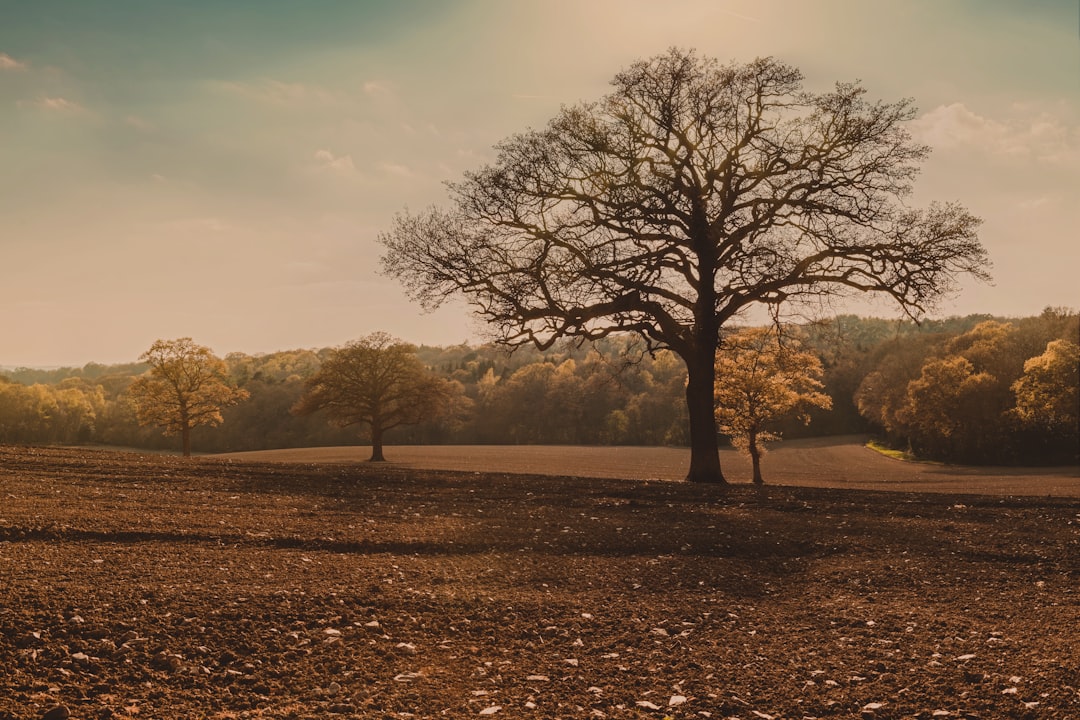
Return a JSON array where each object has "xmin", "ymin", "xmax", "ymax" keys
[{"xmin": 1, "ymin": 0, "xmax": 1078, "ymax": 367}]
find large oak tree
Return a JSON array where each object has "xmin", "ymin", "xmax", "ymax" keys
[
  {"xmin": 292, "ymin": 332, "xmax": 457, "ymax": 461},
  {"xmin": 127, "ymin": 338, "xmax": 249, "ymax": 456},
  {"xmin": 381, "ymin": 49, "xmax": 988, "ymax": 483}
]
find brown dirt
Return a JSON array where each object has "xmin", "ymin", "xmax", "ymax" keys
[
  {"xmin": 218, "ymin": 437, "xmax": 1080, "ymax": 497},
  {"xmin": 1, "ymin": 443, "xmax": 1079, "ymax": 719}
]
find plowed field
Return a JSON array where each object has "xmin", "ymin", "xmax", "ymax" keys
[{"xmin": 1, "ymin": 443, "xmax": 1079, "ymax": 719}]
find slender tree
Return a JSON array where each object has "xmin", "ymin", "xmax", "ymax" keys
[
  {"xmin": 127, "ymin": 338, "xmax": 249, "ymax": 456},
  {"xmin": 292, "ymin": 332, "xmax": 458, "ymax": 461},
  {"xmin": 714, "ymin": 327, "xmax": 832, "ymax": 484},
  {"xmin": 380, "ymin": 49, "xmax": 988, "ymax": 482}
]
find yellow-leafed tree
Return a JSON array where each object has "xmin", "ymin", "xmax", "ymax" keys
[
  {"xmin": 714, "ymin": 327, "xmax": 831, "ymax": 484},
  {"xmin": 1011, "ymin": 339, "xmax": 1080, "ymax": 441},
  {"xmin": 127, "ymin": 338, "xmax": 249, "ymax": 456}
]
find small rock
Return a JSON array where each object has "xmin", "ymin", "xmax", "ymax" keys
[
  {"xmin": 15, "ymin": 632, "xmax": 41, "ymax": 648},
  {"xmin": 479, "ymin": 706, "xmax": 501, "ymax": 715},
  {"xmin": 42, "ymin": 706, "xmax": 70, "ymax": 720},
  {"xmin": 327, "ymin": 703, "xmax": 355, "ymax": 714},
  {"xmin": 669, "ymin": 694, "xmax": 687, "ymax": 706}
]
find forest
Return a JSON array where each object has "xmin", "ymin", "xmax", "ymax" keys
[{"xmin": 1, "ymin": 309, "xmax": 1077, "ymax": 466}]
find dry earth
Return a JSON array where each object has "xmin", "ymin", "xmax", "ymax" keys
[
  {"xmin": 219, "ymin": 438, "xmax": 1080, "ymax": 497},
  {"xmin": 1, "ymin": 443, "xmax": 1079, "ymax": 720}
]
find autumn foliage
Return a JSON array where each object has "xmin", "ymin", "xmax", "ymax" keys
[
  {"xmin": 291, "ymin": 333, "xmax": 459, "ymax": 461},
  {"xmin": 714, "ymin": 327, "xmax": 832, "ymax": 483},
  {"xmin": 127, "ymin": 338, "xmax": 249, "ymax": 456},
  {"xmin": 1, "ymin": 311, "xmax": 1076, "ymax": 468}
]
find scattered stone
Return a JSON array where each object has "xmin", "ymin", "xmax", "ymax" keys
[
  {"xmin": 327, "ymin": 703, "xmax": 355, "ymax": 714},
  {"xmin": 42, "ymin": 706, "xmax": 70, "ymax": 720}
]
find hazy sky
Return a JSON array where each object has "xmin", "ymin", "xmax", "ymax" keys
[{"xmin": 2, "ymin": 0, "xmax": 1078, "ymax": 367}]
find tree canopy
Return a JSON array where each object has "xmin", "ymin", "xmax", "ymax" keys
[
  {"xmin": 126, "ymin": 338, "xmax": 248, "ymax": 456},
  {"xmin": 292, "ymin": 332, "xmax": 459, "ymax": 461},
  {"xmin": 381, "ymin": 48, "xmax": 988, "ymax": 483}
]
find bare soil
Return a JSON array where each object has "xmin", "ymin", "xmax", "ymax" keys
[
  {"xmin": 2, "ymin": 443, "xmax": 1079, "ymax": 720},
  {"xmin": 219, "ymin": 437, "xmax": 1080, "ymax": 497}
]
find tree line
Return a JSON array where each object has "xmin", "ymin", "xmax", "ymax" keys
[
  {"xmin": 5, "ymin": 49, "xmax": 1000, "ymax": 484},
  {"xmin": 1, "ymin": 309, "xmax": 1075, "ymax": 466}
]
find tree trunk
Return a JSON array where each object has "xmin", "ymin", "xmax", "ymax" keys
[
  {"xmin": 369, "ymin": 423, "xmax": 386, "ymax": 462},
  {"xmin": 748, "ymin": 428, "xmax": 764, "ymax": 485},
  {"xmin": 684, "ymin": 351, "xmax": 726, "ymax": 484},
  {"xmin": 181, "ymin": 426, "xmax": 192, "ymax": 458}
]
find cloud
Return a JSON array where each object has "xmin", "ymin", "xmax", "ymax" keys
[
  {"xmin": 363, "ymin": 81, "xmax": 390, "ymax": 96},
  {"xmin": 0, "ymin": 52, "xmax": 27, "ymax": 70},
  {"xmin": 125, "ymin": 115, "xmax": 155, "ymax": 132},
  {"xmin": 17, "ymin": 96, "xmax": 86, "ymax": 113},
  {"xmin": 213, "ymin": 79, "xmax": 342, "ymax": 106},
  {"xmin": 380, "ymin": 162, "xmax": 413, "ymax": 178},
  {"xmin": 314, "ymin": 149, "xmax": 357, "ymax": 174},
  {"xmin": 911, "ymin": 103, "xmax": 1078, "ymax": 165}
]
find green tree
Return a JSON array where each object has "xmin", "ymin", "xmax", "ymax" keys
[
  {"xmin": 380, "ymin": 49, "xmax": 987, "ymax": 483},
  {"xmin": 127, "ymin": 338, "xmax": 249, "ymax": 456},
  {"xmin": 714, "ymin": 327, "xmax": 831, "ymax": 484},
  {"xmin": 292, "ymin": 332, "xmax": 458, "ymax": 461}
]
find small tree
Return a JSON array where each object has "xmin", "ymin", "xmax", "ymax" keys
[
  {"xmin": 714, "ymin": 327, "xmax": 831, "ymax": 484},
  {"xmin": 380, "ymin": 49, "xmax": 987, "ymax": 483},
  {"xmin": 292, "ymin": 332, "xmax": 457, "ymax": 461},
  {"xmin": 127, "ymin": 338, "xmax": 249, "ymax": 456}
]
